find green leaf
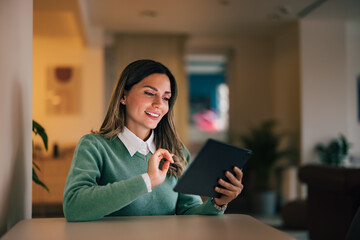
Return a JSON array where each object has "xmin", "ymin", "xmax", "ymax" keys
[
  {"xmin": 33, "ymin": 120, "xmax": 48, "ymax": 151},
  {"xmin": 32, "ymin": 161, "xmax": 40, "ymax": 171},
  {"xmin": 32, "ymin": 120, "xmax": 49, "ymax": 192},
  {"xmin": 32, "ymin": 168, "xmax": 49, "ymax": 192}
]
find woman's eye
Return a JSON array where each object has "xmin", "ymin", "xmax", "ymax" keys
[
  {"xmin": 163, "ymin": 97, "xmax": 170, "ymax": 101},
  {"xmin": 144, "ymin": 91, "xmax": 154, "ymax": 96}
]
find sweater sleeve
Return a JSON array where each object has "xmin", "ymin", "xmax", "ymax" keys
[
  {"xmin": 175, "ymin": 146, "xmax": 226, "ymax": 215},
  {"xmin": 176, "ymin": 194, "xmax": 225, "ymax": 215},
  {"xmin": 63, "ymin": 135, "xmax": 148, "ymax": 222}
]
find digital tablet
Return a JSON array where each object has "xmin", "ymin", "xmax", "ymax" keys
[{"xmin": 173, "ymin": 139, "xmax": 252, "ymax": 198}]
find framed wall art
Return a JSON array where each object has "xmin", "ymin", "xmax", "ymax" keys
[{"xmin": 46, "ymin": 66, "xmax": 81, "ymax": 115}]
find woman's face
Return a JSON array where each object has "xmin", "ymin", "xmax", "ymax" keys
[{"xmin": 122, "ymin": 73, "xmax": 171, "ymax": 140}]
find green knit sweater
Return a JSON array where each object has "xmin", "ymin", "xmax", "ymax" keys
[{"xmin": 63, "ymin": 134, "xmax": 224, "ymax": 222}]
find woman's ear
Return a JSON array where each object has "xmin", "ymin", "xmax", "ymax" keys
[
  {"xmin": 120, "ymin": 96, "xmax": 126, "ymax": 105},
  {"xmin": 121, "ymin": 90, "xmax": 128, "ymax": 105}
]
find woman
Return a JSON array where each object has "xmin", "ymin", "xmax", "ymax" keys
[{"xmin": 63, "ymin": 59, "xmax": 244, "ymax": 222}]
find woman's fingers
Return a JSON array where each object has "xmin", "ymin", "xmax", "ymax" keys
[
  {"xmin": 154, "ymin": 149, "xmax": 174, "ymax": 164},
  {"xmin": 214, "ymin": 168, "xmax": 244, "ymax": 206},
  {"xmin": 217, "ymin": 179, "xmax": 243, "ymax": 195},
  {"xmin": 215, "ymin": 186, "xmax": 240, "ymax": 199},
  {"xmin": 220, "ymin": 169, "xmax": 243, "ymax": 188},
  {"xmin": 157, "ymin": 150, "xmax": 174, "ymax": 172},
  {"xmin": 148, "ymin": 148, "xmax": 174, "ymax": 188},
  {"xmin": 218, "ymin": 178, "xmax": 240, "ymax": 191},
  {"xmin": 160, "ymin": 158, "xmax": 171, "ymax": 172},
  {"xmin": 233, "ymin": 167, "xmax": 243, "ymax": 181},
  {"xmin": 149, "ymin": 149, "xmax": 173, "ymax": 171}
]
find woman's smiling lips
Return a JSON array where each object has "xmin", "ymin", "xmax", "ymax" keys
[{"xmin": 145, "ymin": 111, "xmax": 160, "ymax": 118}]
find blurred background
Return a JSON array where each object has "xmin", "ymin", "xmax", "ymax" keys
[{"xmin": 2, "ymin": 0, "xmax": 360, "ymax": 239}]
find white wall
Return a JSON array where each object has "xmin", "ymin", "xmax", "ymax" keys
[
  {"xmin": 300, "ymin": 19, "xmax": 349, "ymax": 164},
  {"xmin": 0, "ymin": 0, "xmax": 32, "ymax": 236},
  {"xmin": 346, "ymin": 21, "xmax": 360, "ymax": 157}
]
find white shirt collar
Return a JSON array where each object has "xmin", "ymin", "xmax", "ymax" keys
[{"xmin": 117, "ymin": 127, "xmax": 156, "ymax": 157}]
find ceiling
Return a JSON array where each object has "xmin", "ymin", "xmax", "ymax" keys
[
  {"xmin": 304, "ymin": 0, "xmax": 360, "ymax": 21},
  {"xmin": 85, "ymin": 0, "xmax": 315, "ymax": 36},
  {"xmin": 34, "ymin": 0, "xmax": 360, "ymax": 40}
]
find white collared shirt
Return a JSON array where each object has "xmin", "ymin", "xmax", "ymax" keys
[{"xmin": 118, "ymin": 127, "xmax": 155, "ymax": 192}]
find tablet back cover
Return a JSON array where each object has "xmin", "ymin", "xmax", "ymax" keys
[{"xmin": 173, "ymin": 139, "xmax": 252, "ymax": 198}]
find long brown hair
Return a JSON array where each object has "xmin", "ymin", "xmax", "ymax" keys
[{"xmin": 95, "ymin": 59, "xmax": 186, "ymax": 177}]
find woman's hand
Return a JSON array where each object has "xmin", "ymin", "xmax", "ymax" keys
[
  {"xmin": 213, "ymin": 167, "xmax": 244, "ymax": 206},
  {"xmin": 147, "ymin": 148, "xmax": 174, "ymax": 189}
]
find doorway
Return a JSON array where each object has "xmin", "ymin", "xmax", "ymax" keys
[{"xmin": 186, "ymin": 53, "xmax": 229, "ymax": 155}]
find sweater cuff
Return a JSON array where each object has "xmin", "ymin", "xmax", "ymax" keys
[{"xmin": 141, "ymin": 173, "xmax": 152, "ymax": 192}]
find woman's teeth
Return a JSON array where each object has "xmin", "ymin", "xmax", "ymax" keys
[{"xmin": 146, "ymin": 111, "xmax": 160, "ymax": 117}]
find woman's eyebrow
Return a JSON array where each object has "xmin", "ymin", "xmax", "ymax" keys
[{"xmin": 144, "ymin": 85, "xmax": 171, "ymax": 94}]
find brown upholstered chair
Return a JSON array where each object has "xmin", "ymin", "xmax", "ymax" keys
[{"xmin": 299, "ymin": 164, "xmax": 360, "ymax": 240}]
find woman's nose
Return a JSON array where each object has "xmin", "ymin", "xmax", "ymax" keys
[{"xmin": 152, "ymin": 95, "xmax": 162, "ymax": 107}]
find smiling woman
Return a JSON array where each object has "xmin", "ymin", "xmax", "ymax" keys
[{"xmin": 62, "ymin": 59, "xmax": 245, "ymax": 222}]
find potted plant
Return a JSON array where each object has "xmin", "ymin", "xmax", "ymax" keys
[
  {"xmin": 239, "ymin": 120, "xmax": 290, "ymax": 215},
  {"xmin": 32, "ymin": 120, "xmax": 49, "ymax": 192},
  {"xmin": 315, "ymin": 134, "xmax": 351, "ymax": 166}
]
